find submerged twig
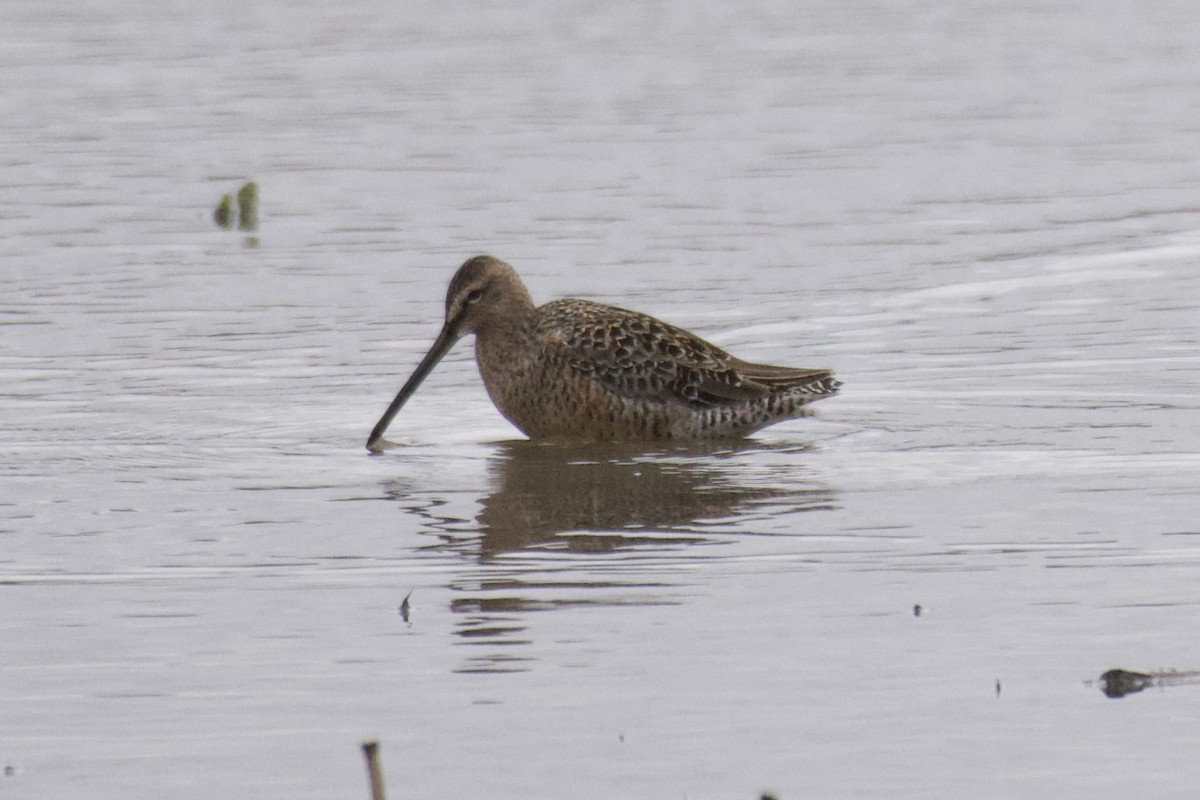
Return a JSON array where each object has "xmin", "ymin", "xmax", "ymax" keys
[{"xmin": 400, "ymin": 590, "xmax": 412, "ymax": 623}]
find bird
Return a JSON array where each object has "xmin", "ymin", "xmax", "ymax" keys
[{"xmin": 366, "ymin": 255, "xmax": 840, "ymax": 449}]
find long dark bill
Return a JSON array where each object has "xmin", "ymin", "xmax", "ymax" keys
[{"xmin": 366, "ymin": 322, "xmax": 461, "ymax": 450}]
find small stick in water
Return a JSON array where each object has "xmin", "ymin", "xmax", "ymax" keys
[{"xmin": 362, "ymin": 740, "xmax": 387, "ymax": 800}]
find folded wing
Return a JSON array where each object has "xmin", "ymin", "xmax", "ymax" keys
[{"xmin": 537, "ymin": 299, "xmax": 838, "ymax": 409}]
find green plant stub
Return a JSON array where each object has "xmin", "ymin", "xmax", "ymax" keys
[
  {"xmin": 213, "ymin": 194, "xmax": 234, "ymax": 229},
  {"xmin": 236, "ymin": 181, "xmax": 259, "ymax": 231}
]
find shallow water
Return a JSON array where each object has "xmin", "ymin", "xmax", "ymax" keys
[{"xmin": 4, "ymin": 0, "xmax": 1200, "ymax": 797}]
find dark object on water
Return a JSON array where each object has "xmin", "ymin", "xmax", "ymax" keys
[
  {"xmin": 1100, "ymin": 668, "xmax": 1156, "ymax": 698},
  {"xmin": 913, "ymin": 604, "xmax": 922, "ymax": 617},
  {"xmin": 361, "ymin": 740, "xmax": 387, "ymax": 800},
  {"xmin": 1099, "ymin": 666, "xmax": 1200, "ymax": 695},
  {"xmin": 1097, "ymin": 667, "xmax": 1200, "ymax": 698},
  {"xmin": 236, "ymin": 181, "xmax": 259, "ymax": 231},
  {"xmin": 213, "ymin": 194, "xmax": 234, "ymax": 229},
  {"xmin": 399, "ymin": 590, "xmax": 412, "ymax": 623}
]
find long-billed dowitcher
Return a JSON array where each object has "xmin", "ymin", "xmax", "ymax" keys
[{"xmin": 366, "ymin": 256, "xmax": 840, "ymax": 449}]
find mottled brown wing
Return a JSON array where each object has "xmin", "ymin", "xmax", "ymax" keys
[{"xmin": 537, "ymin": 299, "xmax": 822, "ymax": 408}]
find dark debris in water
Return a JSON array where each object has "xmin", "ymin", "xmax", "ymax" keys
[
  {"xmin": 1098, "ymin": 668, "xmax": 1200, "ymax": 698},
  {"xmin": 1099, "ymin": 669, "xmax": 1156, "ymax": 698}
]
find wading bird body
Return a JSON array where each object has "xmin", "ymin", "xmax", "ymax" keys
[{"xmin": 367, "ymin": 256, "xmax": 840, "ymax": 448}]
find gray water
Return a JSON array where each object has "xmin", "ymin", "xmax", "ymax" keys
[{"xmin": 4, "ymin": 1, "xmax": 1200, "ymax": 797}]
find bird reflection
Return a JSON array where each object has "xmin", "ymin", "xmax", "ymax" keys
[{"xmin": 384, "ymin": 439, "xmax": 837, "ymax": 673}]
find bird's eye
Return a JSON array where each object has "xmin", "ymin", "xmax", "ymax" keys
[{"xmin": 466, "ymin": 289, "xmax": 484, "ymax": 304}]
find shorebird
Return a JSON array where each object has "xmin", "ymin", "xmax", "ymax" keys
[{"xmin": 366, "ymin": 255, "xmax": 839, "ymax": 449}]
